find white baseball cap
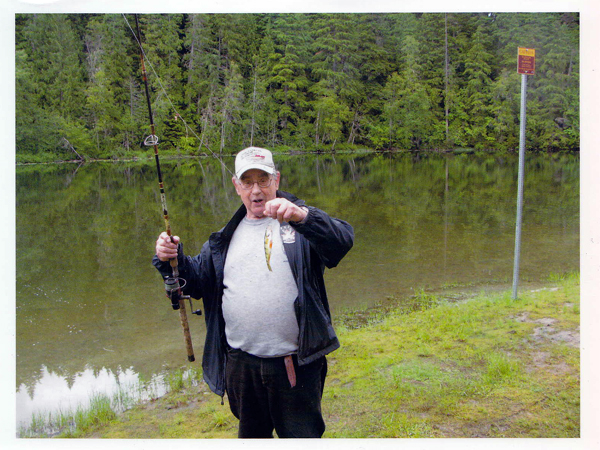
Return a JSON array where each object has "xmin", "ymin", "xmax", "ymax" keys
[{"xmin": 235, "ymin": 147, "xmax": 276, "ymax": 178}]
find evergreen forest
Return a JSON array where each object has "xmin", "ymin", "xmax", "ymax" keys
[{"xmin": 15, "ymin": 13, "xmax": 580, "ymax": 162}]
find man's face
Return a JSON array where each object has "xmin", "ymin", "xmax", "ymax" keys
[{"xmin": 232, "ymin": 168, "xmax": 280, "ymax": 219}]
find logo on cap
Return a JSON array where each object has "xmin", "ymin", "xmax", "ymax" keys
[{"xmin": 235, "ymin": 147, "xmax": 275, "ymax": 178}]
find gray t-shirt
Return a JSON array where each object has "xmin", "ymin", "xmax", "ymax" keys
[{"xmin": 222, "ymin": 217, "xmax": 299, "ymax": 357}]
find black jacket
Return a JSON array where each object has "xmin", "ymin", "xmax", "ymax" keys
[{"xmin": 153, "ymin": 191, "xmax": 354, "ymax": 397}]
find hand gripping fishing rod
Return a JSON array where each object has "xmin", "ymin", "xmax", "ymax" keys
[{"xmin": 134, "ymin": 14, "xmax": 201, "ymax": 362}]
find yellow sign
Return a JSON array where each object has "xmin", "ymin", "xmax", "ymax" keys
[
  {"xmin": 518, "ymin": 48, "xmax": 535, "ymax": 57},
  {"xmin": 517, "ymin": 47, "xmax": 535, "ymax": 75}
]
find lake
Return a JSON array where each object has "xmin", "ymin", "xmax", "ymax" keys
[{"xmin": 15, "ymin": 151, "xmax": 579, "ymax": 429}]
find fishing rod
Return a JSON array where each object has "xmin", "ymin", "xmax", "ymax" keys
[
  {"xmin": 122, "ymin": 14, "xmax": 236, "ymax": 178},
  {"xmin": 134, "ymin": 14, "xmax": 200, "ymax": 363}
]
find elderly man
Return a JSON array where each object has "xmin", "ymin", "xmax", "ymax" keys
[{"xmin": 153, "ymin": 147, "xmax": 353, "ymax": 438}]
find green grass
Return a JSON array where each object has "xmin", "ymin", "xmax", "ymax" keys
[
  {"xmin": 323, "ymin": 275, "xmax": 580, "ymax": 438},
  {"xmin": 21, "ymin": 273, "xmax": 580, "ymax": 438},
  {"xmin": 19, "ymin": 393, "xmax": 117, "ymax": 438}
]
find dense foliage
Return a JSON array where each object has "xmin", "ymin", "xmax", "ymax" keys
[{"xmin": 15, "ymin": 13, "xmax": 579, "ymax": 161}]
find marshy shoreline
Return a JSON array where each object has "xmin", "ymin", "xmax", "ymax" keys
[{"xmin": 19, "ymin": 274, "xmax": 580, "ymax": 439}]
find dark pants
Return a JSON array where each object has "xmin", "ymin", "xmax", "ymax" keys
[{"xmin": 225, "ymin": 348, "xmax": 327, "ymax": 438}]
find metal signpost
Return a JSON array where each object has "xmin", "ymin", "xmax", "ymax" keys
[{"xmin": 512, "ymin": 47, "xmax": 536, "ymax": 300}]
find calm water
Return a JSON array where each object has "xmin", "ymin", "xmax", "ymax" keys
[{"xmin": 15, "ymin": 152, "xmax": 579, "ymax": 428}]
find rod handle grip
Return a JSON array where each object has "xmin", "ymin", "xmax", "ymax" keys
[{"xmin": 178, "ymin": 299, "xmax": 195, "ymax": 362}]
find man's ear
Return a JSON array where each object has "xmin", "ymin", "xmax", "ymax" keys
[
  {"xmin": 274, "ymin": 171, "xmax": 281, "ymax": 189},
  {"xmin": 232, "ymin": 176, "xmax": 242, "ymax": 195}
]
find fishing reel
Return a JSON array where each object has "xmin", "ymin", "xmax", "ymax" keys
[{"xmin": 164, "ymin": 276, "xmax": 202, "ymax": 316}]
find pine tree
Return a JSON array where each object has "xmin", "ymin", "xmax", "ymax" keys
[
  {"xmin": 21, "ymin": 14, "xmax": 86, "ymax": 118},
  {"xmin": 85, "ymin": 14, "xmax": 138, "ymax": 156},
  {"xmin": 251, "ymin": 31, "xmax": 279, "ymax": 147},
  {"xmin": 261, "ymin": 14, "xmax": 311, "ymax": 145},
  {"xmin": 344, "ymin": 14, "xmax": 395, "ymax": 146},
  {"xmin": 140, "ymin": 14, "xmax": 187, "ymax": 149},
  {"xmin": 181, "ymin": 14, "xmax": 229, "ymax": 152},
  {"xmin": 416, "ymin": 13, "xmax": 449, "ymax": 147},
  {"xmin": 454, "ymin": 19, "xmax": 496, "ymax": 149},
  {"xmin": 308, "ymin": 14, "xmax": 359, "ymax": 148},
  {"xmin": 535, "ymin": 15, "xmax": 579, "ymax": 149},
  {"xmin": 218, "ymin": 62, "xmax": 245, "ymax": 153},
  {"xmin": 379, "ymin": 36, "xmax": 435, "ymax": 150},
  {"xmin": 15, "ymin": 49, "xmax": 60, "ymax": 157},
  {"xmin": 18, "ymin": 14, "xmax": 90, "ymax": 157}
]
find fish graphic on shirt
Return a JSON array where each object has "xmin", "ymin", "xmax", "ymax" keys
[{"xmin": 264, "ymin": 224, "xmax": 273, "ymax": 271}]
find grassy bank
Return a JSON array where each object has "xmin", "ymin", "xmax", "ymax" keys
[
  {"xmin": 325, "ymin": 273, "xmax": 580, "ymax": 438},
  {"xmin": 31, "ymin": 274, "xmax": 579, "ymax": 438}
]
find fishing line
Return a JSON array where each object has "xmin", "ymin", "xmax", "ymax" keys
[
  {"xmin": 122, "ymin": 13, "xmax": 235, "ymax": 178},
  {"xmin": 131, "ymin": 13, "xmax": 201, "ymax": 363}
]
